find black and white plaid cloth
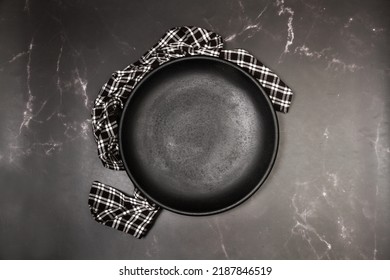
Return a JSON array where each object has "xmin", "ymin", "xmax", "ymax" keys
[
  {"xmin": 89, "ymin": 26, "xmax": 294, "ymax": 238},
  {"xmin": 89, "ymin": 181, "xmax": 159, "ymax": 238}
]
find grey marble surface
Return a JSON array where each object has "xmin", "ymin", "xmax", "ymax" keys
[{"xmin": 0, "ymin": 0, "xmax": 389, "ymax": 259}]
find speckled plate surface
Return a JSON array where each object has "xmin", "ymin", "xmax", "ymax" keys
[{"xmin": 119, "ymin": 56, "xmax": 278, "ymax": 215}]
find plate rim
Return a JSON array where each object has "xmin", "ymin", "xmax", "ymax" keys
[{"xmin": 119, "ymin": 55, "xmax": 279, "ymax": 215}]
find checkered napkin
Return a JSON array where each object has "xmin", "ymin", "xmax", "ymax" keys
[
  {"xmin": 89, "ymin": 181, "xmax": 159, "ymax": 238},
  {"xmin": 89, "ymin": 26, "xmax": 294, "ymax": 238}
]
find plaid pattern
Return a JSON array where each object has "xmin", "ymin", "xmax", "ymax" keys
[
  {"xmin": 221, "ymin": 49, "xmax": 293, "ymax": 113},
  {"xmin": 88, "ymin": 181, "xmax": 160, "ymax": 238},
  {"xmin": 90, "ymin": 26, "xmax": 294, "ymax": 238},
  {"xmin": 91, "ymin": 27, "xmax": 222, "ymax": 170}
]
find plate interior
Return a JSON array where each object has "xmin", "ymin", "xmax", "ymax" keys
[{"xmin": 120, "ymin": 57, "xmax": 278, "ymax": 215}]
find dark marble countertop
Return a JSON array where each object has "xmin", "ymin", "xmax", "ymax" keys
[{"xmin": 0, "ymin": 0, "xmax": 389, "ymax": 259}]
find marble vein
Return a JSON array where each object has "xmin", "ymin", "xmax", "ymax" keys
[
  {"xmin": 4, "ymin": 36, "xmax": 94, "ymax": 165},
  {"xmin": 373, "ymin": 192, "xmax": 378, "ymax": 260},
  {"xmin": 33, "ymin": 100, "xmax": 48, "ymax": 122},
  {"xmin": 286, "ymin": 188, "xmax": 333, "ymax": 259},
  {"xmin": 19, "ymin": 38, "xmax": 35, "ymax": 134},
  {"xmin": 370, "ymin": 116, "xmax": 390, "ymax": 172},
  {"xmin": 285, "ymin": 126, "xmax": 359, "ymax": 258},
  {"xmin": 73, "ymin": 67, "xmax": 89, "ymax": 109},
  {"xmin": 215, "ymin": 221, "xmax": 229, "ymax": 259},
  {"xmin": 209, "ymin": 220, "xmax": 229, "ymax": 259},
  {"xmin": 294, "ymin": 44, "xmax": 363, "ymax": 73},
  {"xmin": 276, "ymin": 0, "xmax": 295, "ymax": 57},
  {"xmin": 225, "ymin": 1, "xmax": 268, "ymax": 42},
  {"xmin": 326, "ymin": 58, "xmax": 363, "ymax": 73},
  {"xmin": 56, "ymin": 44, "xmax": 64, "ymax": 106},
  {"xmin": 58, "ymin": 112, "xmax": 91, "ymax": 141},
  {"xmin": 294, "ymin": 45, "xmax": 329, "ymax": 60},
  {"xmin": 337, "ymin": 216, "xmax": 352, "ymax": 245},
  {"xmin": 369, "ymin": 115, "xmax": 389, "ymax": 259},
  {"xmin": 0, "ymin": 51, "xmax": 29, "ymax": 70},
  {"xmin": 30, "ymin": 139, "xmax": 63, "ymax": 156},
  {"xmin": 80, "ymin": 120, "xmax": 91, "ymax": 140}
]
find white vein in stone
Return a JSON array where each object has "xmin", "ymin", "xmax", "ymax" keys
[
  {"xmin": 255, "ymin": 3, "xmax": 269, "ymax": 21},
  {"xmin": 30, "ymin": 139, "xmax": 63, "ymax": 156},
  {"xmin": 323, "ymin": 127, "xmax": 329, "ymax": 139},
  {"xmin": 373, "ymin": 196, "xmax": 378, "ymax": 260},
  {"xmin": 294, "ymin": 45, "xmax": 364, "ymax": 74},
  {"xmin": 321, "ymin": 127, "xmax": 346, "ymax": 195},
  {"xmin": 371, "ymin": 117, "xmax": 390, "ymax": 172},
  {"xmin": 337, "ymin": 216, "xmax": 352, "ymax": 245},
  {"xmin": 80, "ymin": 119, "xmax": 91, "ymax": 140},
  {"xmin": 276, "ymin": 0, "xmax": 295, "ymax": 56},
  {"xmin": 64, "ymin": 121, "xmax": 77, "ymax": 139},
  {"xmin": 5, "ymin": 37, "xmax": 93, "ymax": 164},
  {"xmin": 225, "ymin": 33, "xmax": 238, "ymax": 42},
  {"xmin": 294, "ymin": 45, "xmax": 329, "ymax": 60},
  {"xmin": 203, "ymin": 17, "xmax": 215, "ymax": 31},
  {"xmin": 226, "ymin": 24, "xmax": 262, "ymax": 42},
  {"xmin": 289, "ymin": 192, "xmax": 332, "ymax": 259},
  {"xmin": 18, "ymin": 39, "xmax": 49, "ymax": 133},
  {"xmin": 19, "ymin": 38, "xmax": 35, "ymax": 134},
  {"xmin": 57, "ymin": 111, "xmax": 91, "ymax": 141},
  {"xmin": 369, "ymin": 117, "xmax": 390, "ymax": 259},
  {"xmin": 225, "ymin": 3, "xmax": 268, "ymax": 42},
  {"xmin": 0, "ymin": 51, "xmax": 29, "ymax": 70},
  {"xmin": 33, "ymin": 100, "xmax": 48, "ymax": 123},
  {"xmin": 74, "ymin": 67, "xmax": 89, "ymax": 109},
  {"xmin": 238, "ymin": 0, "xmax": 245, "ymax": 13},
  {"xmin": 215, "ymin": 220, "xmax": 229, "ymax": 259},
  {"xmin": 285, "ymin": 126, "xmax": 352, "ymax": 258},
  {"xmin": 56, "ymin": 45, "xmax": 64, "ymax": 106},
  {"xmin": 327, "ymin": 172, "xmax": 338, "ymax": 188},
  {"xmin": 326, "ymin": 58, "xmax": 363, "ymax": 73}
]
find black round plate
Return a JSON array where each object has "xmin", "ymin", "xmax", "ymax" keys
[{"xmin": 119, "ymin": 56, "xmax": 279, "ymax": 215}]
